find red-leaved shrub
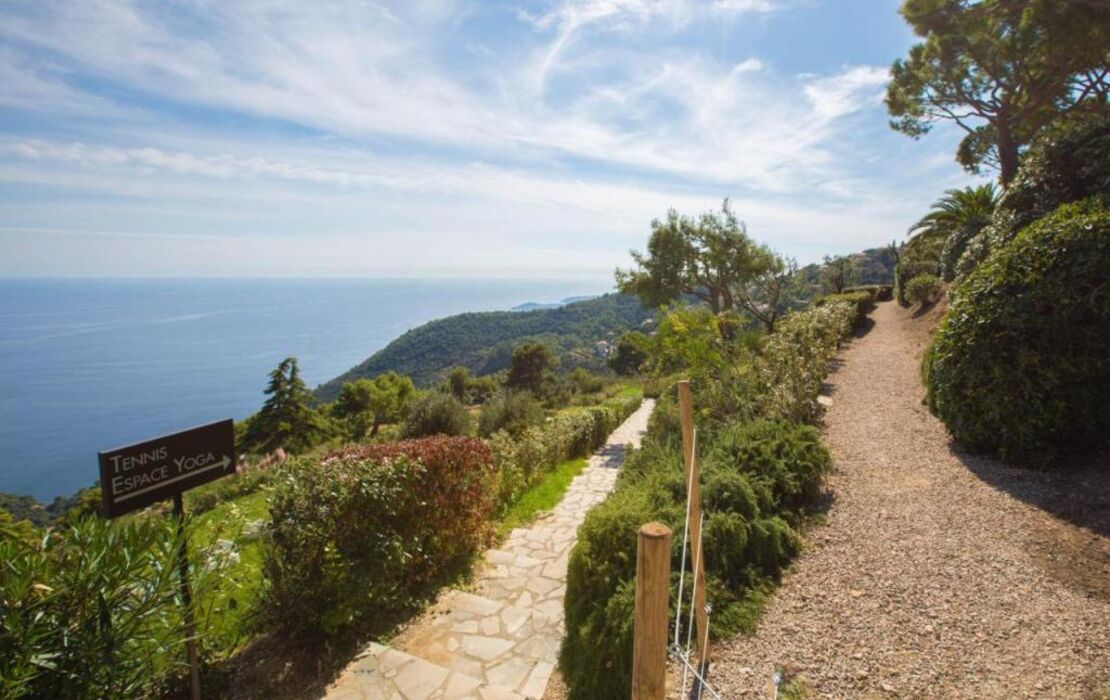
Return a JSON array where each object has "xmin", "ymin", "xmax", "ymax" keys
[{"xmin": 263, "ymin": 436, "xmax": 495, "ymax": 636}]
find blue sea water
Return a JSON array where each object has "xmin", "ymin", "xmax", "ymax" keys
[{"xmin": 0, "ymin": 278, "xmax": 610, "ymax": 501}]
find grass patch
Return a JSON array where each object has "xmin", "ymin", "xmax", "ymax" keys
[
  {"xmin": 495, "ymin": 457, "xmax": 588, "ymax": 538},
  {"xmin": 191, "ymin": 488, "xmax": 270, "ymax": 657}
]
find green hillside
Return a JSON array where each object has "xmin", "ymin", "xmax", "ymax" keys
[{"xmin": 315, "ymin": 293, "xmax": 654, "ymax": 399}]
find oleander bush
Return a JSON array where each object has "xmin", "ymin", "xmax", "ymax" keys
[
  {"xmin": 904, "ymin": 273, "xmax": 940, "ymax": 305},
  {"xmin": 262, "ymin": 436, "xmax": 495, "ymax": 636},
  {"xmin": 924, "ymin": 201, "xmax": 1110, "ymax": 462},
  {"xmin": 0, "ymin": 517, "xmax": 192, "ymax": 699},
  {"xmin": 400, "ymin": 391, "xmax": 471, "ymax": 438},
  {"xmin": 561, "ymin": 419, "xmax": 826, "ymax": 699}
]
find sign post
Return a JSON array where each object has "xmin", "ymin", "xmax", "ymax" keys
[{"xmin": 98, "ymin": 419, "xmax": 237, "ymax": 700}]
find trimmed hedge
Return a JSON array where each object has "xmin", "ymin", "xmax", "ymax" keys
[
  {"xmin": 843, "ymin": 284, "xmax": 893, "ymax": 302},
  {"xmin": 560, "ymin": 421, "xmax": 829, "ymax": 699},
  {"xmin": 262, "ymin": 436, "xmax": 496, "ymax": 636},
  {"xmin": 904, "ymin": 273, "xmax": 940, "ymax": 305},
  {"xmin": 487, "ymin": 392, "xmax": 642, "ymax": 511},
  {"xmin": 815, "ymin": 291, "xmax": 873, "ymax": 327},
  {"xmin": 758, "ymin": 301, "xmax": 857, "ymax": 424},
  {"xmin": 924, "ymin": 201, "xmax": 1110, "ymax": 462}
]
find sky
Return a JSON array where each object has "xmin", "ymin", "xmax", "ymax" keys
[{"xmin": 0, "ymin": 0, "xmax": 984, "ymax": 281}]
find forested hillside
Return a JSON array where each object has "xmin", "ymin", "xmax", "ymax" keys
[{"xmin": 315, "ymin": 293, "xmax": 653, "ymax": 398}]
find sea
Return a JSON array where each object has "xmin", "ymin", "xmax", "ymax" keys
[{"xmin": 0, "ymin": 278, "xmax": 610, "ymax": 502}]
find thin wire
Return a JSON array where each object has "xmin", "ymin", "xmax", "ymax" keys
[
  {"xmin": 682, "ymin": 510, "xmax": 705, "ymax": 697},
  {"xmin": 669, "ymin": 646, "xmax": 724, "ymax": 700},
  {"xmin": 674, "ymin": 427, "xmax": 697, "ymax": 648}
]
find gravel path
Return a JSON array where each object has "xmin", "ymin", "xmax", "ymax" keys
[{"xmin": 710, "ymin": 301, "xmax": 1110, "ymax": 699}]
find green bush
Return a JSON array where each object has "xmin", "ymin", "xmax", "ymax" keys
[
  {"xmin": 485, "ymin": 392, "xmax": 642, "ymax": 512},
  {"xmin": 924, "ymin": 201, "xmax": 1110, "ymax": 461},
  {"xmin": 401, "ymin": 391, "xmax": 471, "ymax": 438},
  {"xmin": 843, "ymin": 284, "xmax": 893, "ymax": 302},
  {"xmin": 706, "ymin": 420, "xmax": 831, "ymax": 516},
  {"xmin": 477, "ymin": 390, "xmax": 543, "ymax": 437},
  {"xmin": 955, "ymin": 116, "xmax": 1110, "ymax": 282},
  {"xmin": 757, "ymin": 302, "xmax": 856, "ymax": 423},
  {"xmin": 1, "ymin": 518, "xmax": 191, "ymax": 699},
  {"xmin": 904, "ymin": 273, "xmax": 940, "ymax": 305},
  {"xmin": 262, "ymin": 436, "xmax": 495, "ymax": 636},
  {"xmin": 561, "ymin": 420, "xmax": 825, "ymax": 699},
  {"xmin": 815, "ymin": 291, "xmax": 873, "ymax": 327}
]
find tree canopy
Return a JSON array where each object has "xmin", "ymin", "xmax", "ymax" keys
[
  {"xmin": 886, "ymin": 0, "xmax": 1110, "ymax": 184},
  {"xmin": 242, "ymin": 357, "xmax": 332, "ymax": 453},
  {"xmin": 615, "ymin": 200, "xmax": 769, "ymax": 315},
  {"xmin": 333, "ymin": 371, "xmax": 415, "ymax": 438},
  {"xmin": 506, "ymin": 342, "xmax": 557, "ymax": 394}
]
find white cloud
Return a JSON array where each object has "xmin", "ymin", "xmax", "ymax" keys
[
  {"xmin": 0, "ymin": 0, "xmax": 976, "ymax": 277},
  {"xmin": 804, "ymin": 65, "xmax": 890, "ymax": 118}
]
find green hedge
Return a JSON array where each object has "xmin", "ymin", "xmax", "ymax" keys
[
  {"xmin": 757, "ymin": 301, "xmax": 857, "ymax": 424},
  {"xmin": 904, "ymin": 273, "xmax": 940, "ymax": 305},
  {"xmin": 262, "ymin": 436, "xmax": 496, "ymax": 636},
  {"xmin": 924, "ymin": 201, "xmax": 1110, "ymax": 462},
  {"xmin": 815, "ymin": 291, "xmax": 873, "ymax": 327},
  {"xmin": 843, "ymin": 284, "xmax": 893, "ymax": 302},
  {"xmin": 560, "ymin": 421, "xmax": 829, "ymax": 699},
  {"xmin": 487, "ymin": 392, "xmax": 642, "ymax": 511}
]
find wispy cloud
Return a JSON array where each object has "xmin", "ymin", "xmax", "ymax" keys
[{"xmin": 0, "ymin": 0, "xmax": 972, "ymax": 276}]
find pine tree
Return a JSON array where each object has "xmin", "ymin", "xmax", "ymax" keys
[{"xmin": 243, "ymin": 357, "xmax": 332, "ymax": 454}]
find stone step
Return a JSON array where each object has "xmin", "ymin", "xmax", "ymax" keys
[
  {"xmin": 475, "ymin": 548, "xmax": 569, "ymax": 614},
  {"xmin": 327, "ymin": 642, "xmax": 526, "ymax": 700},
  {"xmin": 389, "ymin": 590, "xmax": 561, "ymax": 697}
]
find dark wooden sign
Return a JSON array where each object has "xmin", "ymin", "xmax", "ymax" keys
[{"xmin": 98, "ymin": 419, "xmax": 237, "ymax": 518}]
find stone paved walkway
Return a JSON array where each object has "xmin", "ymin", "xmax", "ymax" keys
[{"xmin": 326, "ymin": 399, "xmax": 655, "ymax": 700}]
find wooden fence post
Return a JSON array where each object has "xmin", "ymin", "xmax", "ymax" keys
[
  {"xmin": 632, "ymin": 522, "xmax": 672, "ymax": 700},
  {"xmin": 676, "ymin": 380, "xmax": 711, "ymax": 690}
]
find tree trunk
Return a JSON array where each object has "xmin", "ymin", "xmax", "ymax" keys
[
  {"xmin": 370, "ymin": 415, "xmax": 382, "ymax": 437},
  {"xmin": 996, "ymin": 125, "xmax": 1019, "ymax": 186}
]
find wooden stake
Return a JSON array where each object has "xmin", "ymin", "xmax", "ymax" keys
[
  {"xmin": 632, "ymin": 522, "xmax": 672, "ymax": 700},
  {"xmin": 173, "ymin": 493, "xmax": 202, "ymax": 700},
  {"xmin": 676, "ymin": 381, "xmax": 710, "ymax": 691}
]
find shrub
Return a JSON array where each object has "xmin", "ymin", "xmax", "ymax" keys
[
  {"xmin": 561, "ymin": 420, "xmax": 824, "ymax": 699},
  {"xmin": 843, "ymin": 284, "xmax": 893, "ymax": 302},
  {"xmin": 924, "ymin": 201, "xmax": 1110, "ymax": 462},
  {"xmin": 485, "ymin": 392, "xmax": 642, "ymax": 512},
  {"xmin": 757, "ymin": 302, "xmax": 855, "ymax": 423},
  {"xmin": 477, "ymin": 390, "xmax": 543, "ymax": 437},
  {"xmin": 0, "ymin": 518, "xmax": 190, "ymax": 699},
  {"xmin": 401, "ymin": 391, "xmax": 471, "ymax": 438},
  {"xmin": 706, "ymin": 420, "xmax": 831, "ymax": 516},
  {"xmin": 815, "ymin": 291, "xmax": 873, "ymax": 327},
  {"xmin": 262, "ymin": 436, "xmax": 495, "ymax": 636},
  {"xmin": 955, "ymin": 116, "xmax": 1110, "ymax": 282},
  {"xmin": 904, "ymin": 273, "xmax": 940, "ymax": 305}
]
